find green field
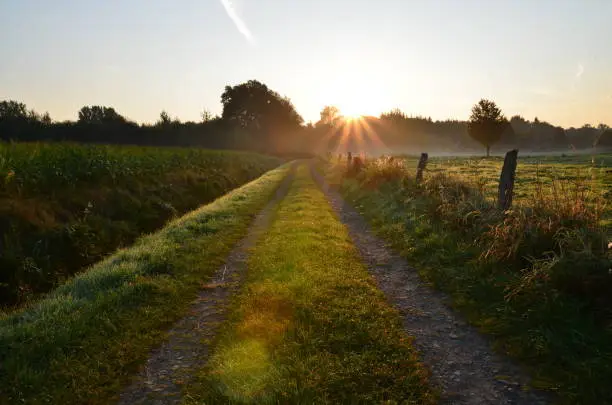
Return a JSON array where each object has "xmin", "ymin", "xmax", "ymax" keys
[
  {"xmin": 0, "ymin": 142, "xmax": 281, "ymax": 306},
  {"xmin": 401, "ymin": 153, "xmax": 611, "ymax": 230}
]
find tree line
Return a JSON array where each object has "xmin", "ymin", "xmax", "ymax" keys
[{"xmin": 1, "ymin": 79, "xmax": 610, "ymax": 155}]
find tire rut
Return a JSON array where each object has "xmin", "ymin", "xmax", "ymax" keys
[
  {"xmin": 311, "ymin": 163, "xmax": 550, "ymax": 405},
  {"xmin": 117, "ymin": 163, "xmax": 297, "ymax": 405}
]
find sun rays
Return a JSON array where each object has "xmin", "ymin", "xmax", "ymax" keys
[{"xmin": 315, "ymin": 113, "xmax": 390, "ymax": 155}]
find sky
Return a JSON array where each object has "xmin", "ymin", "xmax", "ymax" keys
[{"xmin": 1, "ymin": 0, "xmax": 611, "ymax": 127}]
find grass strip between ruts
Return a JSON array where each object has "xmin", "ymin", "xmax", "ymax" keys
[{"xmin": 184, "ymin": 163, "xmax": 435, "ymax": 404}]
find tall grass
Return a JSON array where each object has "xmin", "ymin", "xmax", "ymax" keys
[
  {"xmin": 355, "ymin": 156, "xmax": 610, "ymax": 311},
  {"xmin": 0, "ymin": 142, "xmax": 281, "ymax": 306}
]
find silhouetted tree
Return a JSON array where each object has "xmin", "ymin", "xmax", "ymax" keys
[
  {"xmin": 201, "ymin": 109, "xmax": 218, "ymax": 123},
  {"xmin": 467, "ymin": 99, "xmax": 508, "ymax": 157},
  {"xmin": 0, "ymin": 101, "xmax": 28, "ymax": 120},
  {"xmin": 595, "ymin": 129, "xmax": 612, "ymax": 149},
  {"xmin": 40, "ymin": 112, "xmax": 52, "ymax": 125},
  {"xmin": 510, "ymin": 115, "xmax": 530, "ymax": 136},
  {"xmin": 318, "ymin": 106, "xmax": 342, "ymax": 127},
  {"xmin": 158, "ymin": 111, "xmax": 172, "ymax": 126},
  {"xmin": 0, "ymin": 100, "xmax": 52, "ymax": 141},
  {"xmin": 566, "ymin": 124, "xmax": 600, "ymax": 150},
  {"xmin": 0, "ymin": 88, "xmax": 605, "ymax": 154},
  {"xmin": 221, "ymin": 80, "xmax": 303, "ymax": 151},
  {"xmin": 78, "ymin": 106, "xmax": 126, "ymax": 124}
]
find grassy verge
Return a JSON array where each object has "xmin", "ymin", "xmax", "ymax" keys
[
  {"xmin": 329, "ymin": 157, "xmax": 612, "ymax": 404},
  {"xmin": 184, "ymin": 164, "xmax": 435, "ymax": 404},
  {"xmin": 0, "ymin": 142, "xmax": 281, "ymax": 306},
  {"xmin": 0, "ymin": 164, "xmax": 292, "ymax": 405}
]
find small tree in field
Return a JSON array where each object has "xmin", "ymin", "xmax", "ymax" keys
[{"xmin": 468, "ymin": 99, "xmax": 508, "ymax": 157}]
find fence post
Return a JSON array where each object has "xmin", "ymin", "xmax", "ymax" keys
[
  {"xmin": 347, "ymin": 152, "xmax": 352, "ymax": 167},
  {"xmin": 416, "ymin": 153, "xmax": 428, "ymax": 183},
  {"xmin": 498, "ymin": 149, "xmax": 518, "ymax": 210}
]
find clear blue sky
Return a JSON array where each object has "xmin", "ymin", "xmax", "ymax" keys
[{"xmin": 1, "ymin": 0, "xmax": 611, "ymax": 127}]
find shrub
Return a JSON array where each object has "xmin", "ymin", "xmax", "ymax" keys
[{"xmin": 357, "ymin": 156, "xmax": 408, "ymax": 187}]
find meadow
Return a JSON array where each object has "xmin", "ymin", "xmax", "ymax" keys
[
  {"xmin": 0, "ymin": 142, "xmax": 281, "ymax": 306},
  {"xmin": 332, "ymin": 152, "xmax": 612, "ymax": 404},
  {"xmin": 401, "ymin": 153, "xmax": 611, "ymax": 231}
]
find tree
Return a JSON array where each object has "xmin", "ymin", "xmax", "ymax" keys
[
  {"xmin": 40, "ymin": 112, "xmax": 52, "ymax": 125},
  {"xmin": 467, "ymin": 99, "xmax": 508, "ymax": 157},
  {"xmin": 78, "ymin": 106, "xmax": 126, "ymax": 124},
  {"xmin": 0, "ymin": 100, "xmax": 28, "ymax": 120},
  {"xmin": 380, "ymin": 108, "xmax": 407, "ymax": 122},
  {"xmin": 201, "ymin": 109, "xmax": 216, "ymax": 123},
  {"xmin": 318, "ymin": 105, "xmax": 342, "ymax": 127},
  {"xmin": 595, "ymin": 129, "xmax": 612, "ymax": 149},
  {"xmin": 158, "ymin": 111, "xmax": 172, "ymax": 126},
  {"xmin": 510, "ymin": 115, "xmax": 530, "ymax": 136},
  {"xmin": 221, "ymin": 80, "xmax": 303, "ymax": 150}
]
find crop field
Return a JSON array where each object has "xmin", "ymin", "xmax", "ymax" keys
[
  {"xmin": 0, "ymin": 163, "xmax": 293, "ymax": 404},
  {"xmin": 0, "ymin": 142, "xmax": 281, "ymax": 306}
]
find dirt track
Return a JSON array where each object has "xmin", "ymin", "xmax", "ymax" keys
[
  {"xmin": 310, "ymin": 163, "xmax": 550, "ymax": 405},
  {"xmin": 117, "ymin": 164, "xmax": 296, "ymax": 405}
]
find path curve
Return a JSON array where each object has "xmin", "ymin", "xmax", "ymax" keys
[
  {"xmin": 311, "ymin": 163, "xmax": 550, "ymax": 405},
  {"xmin": 118, "ymin": 163, "xmax": 296, "ymax": 405}
]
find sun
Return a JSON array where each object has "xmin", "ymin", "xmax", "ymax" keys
[
  {"xmin": 342, "ymin": 113, "xmax": 362, "ymax": 122},
  {"xmin": 336, "ymin": 94, "xmax": 372, "ymax": 120},
  {"xmin": 334, "ymin": 87, "xmax": 386, "ymax": 120},
  {"xmin": 339, "ymin": 101, "xmax": 366, "ymax": 120},
  {"xmin": 317, "ymin": 76, "xmax": 389, "ymax": 122}
]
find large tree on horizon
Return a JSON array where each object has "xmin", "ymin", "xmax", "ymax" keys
[
  {"xmin": 220, "ymin": 80, "xmax": 303, "ymax": 151},
  {"xmin": 467, "ymin": 99, "xmax": 509, "ymax": 157}
]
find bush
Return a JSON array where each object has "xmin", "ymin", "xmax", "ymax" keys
[{"xmin": 357, "ymin": 156, "xmax": 408, "ymax": 187}]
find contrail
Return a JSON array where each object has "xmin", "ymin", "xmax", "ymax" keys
[{"xmin": 220, "ymin": 0, "xmax": 254, "ymax": 43}]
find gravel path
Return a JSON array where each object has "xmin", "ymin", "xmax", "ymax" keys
[
  {"xmin": 311, "ymin": 164, "xmax": 551, "ymax": 405},
  {"xmin": 117, "ymin": 164, "xmax": 296, "ymax": 405}
]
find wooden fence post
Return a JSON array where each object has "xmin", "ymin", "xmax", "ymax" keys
[
  {"xmin": 498, "ymin": 149, "xmax": 518, "ymax": 210},
  {"xmin": 416, "ymin": 153, "xmax": 428, "ymax": 183},
  {"xmin": 347, "ymin": 152, "xmax": 353, "ymax": 166}
]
